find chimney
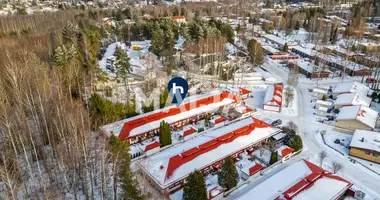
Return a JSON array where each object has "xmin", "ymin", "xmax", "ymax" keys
[{"xmin": 361, "ymin": 137, "xmax": 364, "ymax": 142}]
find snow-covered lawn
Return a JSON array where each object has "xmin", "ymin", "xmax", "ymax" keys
[
  {"xmin": 322, "ymin": 130, "xmax": 351, "ymax": 155},
  {"xmin": 252, "ymin": 148, "xmax": 271, "ymax": 165},
  {"xmin": 281, "ymin": 86, "xmax": 298, "ymax": 117}
]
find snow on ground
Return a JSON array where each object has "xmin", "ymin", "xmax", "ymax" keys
[
  {"xmin": 280, "ymin": 86, "xmax": 298, "ymax": 117},
  {"xmin": 323, "ymin": 130, "xmax": 351, "ymax": 155},
  {"xmin": 252, "ymin": 148, "xmax": 271, "ymax": 165}
]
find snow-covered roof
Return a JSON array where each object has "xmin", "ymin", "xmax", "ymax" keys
[
  {"xmin": 264, "ymin": 85, "xmax": 283, "ymax": 107},
  {"xmin": 237, "ymin": 160, "xmax": 351, "ymax": 200},
  {"xmin": 138, "ymin": 117, "xmax": 281, "ymax": 188},
  {"xmin": 292, "ymin": 47, "xmax": 369, "ymax": 72},
  {"xmin": 349, "ymin": 130, "xmax": 380, "ymax": 153},
  {"xmin": 292, "ymin": 177, "xmax": 351, "ymax": 200},
  {"xmin": 336, "ymin": 105, "xmax": 378, "ymax": 129},
  {"xmin": 316, "ymin": 100, "xmax": 332, "ymax": 107},
  {"xmin": 209, "ymin": 115, "xmax": 226, "ymax": 125},
  {"xmin": 277, "ymin": 145, "xmax": 294, "ymax": 157},
  {"xmin": 263, "ymin": 34, "xmax": 297, "ymax": 46},
  {"xmin": 178, "ymin": 125, "xmax": 198, "ymax": 137},
  {"xmin": 262, "ymin": 45, "xmax": 280, "ymax": 54},
  {"xmin": 334, "ymin": 93, "xmax": 371, "ymax": 107},
  {"xmin": 313, "ymin": 88, "xmax": 328, "ymax": 94},
  {"xmin": 240, "ymin": 162, "xmax": 264, "ymax": 176},
  {"xmin": 297, "ymin": 59, "xmax": 316, "ymax": 73},
  {"xmin": 272, "ymin": 132, "xmax": 286, "ymax": 141},
  {"xmin": 333, "ymin": 82, "xmax": 369, "ymax": 96},
  {"xmin": 102, "ymin": 90, "xmax": 240, "ymax": 140}
]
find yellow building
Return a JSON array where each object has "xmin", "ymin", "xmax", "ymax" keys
[
  {"xmin": 349, "ymin": 130, "xmax": 380, "ymax": 164},
  {"xmin": 335, "ymin": 105, "xmax": 378, "ymax": 132}
]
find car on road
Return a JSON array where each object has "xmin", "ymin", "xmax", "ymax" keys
[{"xmin": 271, "ymin": 119, "xmax": 282, "ymax": 127}]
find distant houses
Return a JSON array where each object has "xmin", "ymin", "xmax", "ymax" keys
[{"xmin": 349, "ymin": 130, "xmax": 380, "ymax": 164}]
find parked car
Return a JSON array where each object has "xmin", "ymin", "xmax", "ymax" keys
[
  {"xmin": 271, "ymin": 119, "xmax": 282, "ymax": 127},
  {"xmin": 334, "ymin": 139, "xmax": 340, "ymax": 144}
]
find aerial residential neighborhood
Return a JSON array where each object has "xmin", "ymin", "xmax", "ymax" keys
[{"xmin": 0, "ymin": 0, "xmax": 379, "ymax": 199}]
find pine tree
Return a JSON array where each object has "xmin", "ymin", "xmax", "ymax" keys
[
  {"xmin": 218, "ymin": 157, "xmax": 238, "ymax": 190},
  {"xmin": 283, "ymin": 43, "xmax": 289, "ymax": 52},
  {"xmin": 109, "ymin": 135, "xmax": 145, "ymax": 200},
  {"xmin": 247, "ymin": 39, "xmax": 264, "ymax": 67},
  {"xmin": 114, "ymin": 47, "xmax": 131, "ymax": 98},
  {"xmin": 150, "ymin": 27, "xmax": 164, "ymax": 55},
  {"xmin": 183, "ymin": 171, "xmax": 208, "ymax": 200},
  {"xmin": 62, "ymin": 22, "xmax": 77, "ymax": 45},
  {"xmin": 159, "ymin": 121, "xmax": 172, "ymax": 147},
  {"xmin": 270, "ymin": 151, "xmax": 278, "ymax": 165}
]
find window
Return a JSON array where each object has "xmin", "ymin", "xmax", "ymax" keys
[
  {"xmin": 374, "ymin": 153, "xmax": 379, "ymax": 157},
  {"xmin": 365, "ymin": 151, "xmax": 370, "ymax": 155}
]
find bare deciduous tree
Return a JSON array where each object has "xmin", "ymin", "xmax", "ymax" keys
[
  {"xmin": 332, "ymin": 161, "xmax": 343, "ymax": 174},
  {"xmin": 318, "ymin": 151, "xmax": 327, "ymax": 167},
  {"xmin": 286, "ymin": 121, "xmax": 298, "ymax": 132},
  {"xmin": 267, "ymin": 140, "xmax": 277, "ymax": 152},
  {"xmin": 284, "ymin": 87, "xmax": 295, "ymax": 107}
]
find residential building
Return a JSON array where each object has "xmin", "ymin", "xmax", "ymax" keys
[
  {"xmin": 349, "ymin": 130, "xmax": 380, "ymax": 164},
  {"xmin": 101, "ymin": 90, "xmax": 241, "ymax": 144},
  {"xmin": 263, "ymin": 84, "xmax": 283, "ymax": 112},
  {"xmin": 236, "ymin": 159, "xmax": 352, "ymax": 200},
  {"xmin": 240, "ymin": 162, "xmax": 264, "ymax": 180},
  {"xmin": 296, "ymin": 59, "xmax": 331, "ymax": 78},
  {"xmin": 336, "ymin": 105, "xmax": 378, "ymax": 132},
  {"xmin": 332, "ymin": 81, "xmax": 369, "ymax": 99},
  {"xmin": 334, "ymin": 93, "xmax": 372, "ymax": 109},
  {"xmin": 137, "ymin": 117, "xmax": 282, "ymax": 194},
  {"xmin": 172, "ymin": 16, "xmax": 186, "ymax": 23}
]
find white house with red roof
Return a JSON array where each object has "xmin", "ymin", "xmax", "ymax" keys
[
  {"xmin": 277, "ymin": 145, "xmax": 295, "ymax": 162},
  {"xmin": 237, "ymin": 159, "xmax": 352, "ymax": 200},
  {"xmin": 336, "ymin": 105, "xmax": 378, "ymax": 132},
  {"xmin": 137, "ymin": 117, "xmax": 282, "ymax": 194},
  {"xmin": 209, "ymin": 115, "xmax": 227, "ymax": 129},
  {"xmin": 332, "ymin": 81, "xmax": 369, "ymax": 99},
  {"xmin": 172, "ymin": 16, "xmax": 186, "ymax": 23},
  {"xmin": 178, "ymin": 125, "xmax": 198, "ymax": 140},
  {"xmin": 240, "ymin": 162, "xmax": 265, "ymax": 180},
  {"xmin": 140, "ymin": 140, "xmax": 161, "ymax": 156},
  {"xmin": 263, "ymin": 84, "xmax": 283, "ymax": 112},
  {"xmin": 239, "ymin": 88, "xmax": 251, "ymax": 99},
  {"xmin": 334, "ymin": 92, "xmax": 372, "ymax": 109},
  {"xmin": 101, "ymin": 90, "xmax": 241, "ymax": 144}
]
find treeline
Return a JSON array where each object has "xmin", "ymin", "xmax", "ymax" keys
[{"xmin": 0, "ymin": 9, "xmax": 150, "ymax": 199}]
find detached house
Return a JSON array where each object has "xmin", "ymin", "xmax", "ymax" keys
[{"xmin": 336, "ymin": 105, "xmax": 378, "ymax": 132}]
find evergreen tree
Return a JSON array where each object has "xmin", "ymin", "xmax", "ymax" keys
[
  {"xmin": 217, "ymin": 157, "xmax": 238, "ymax": 190},
  {"xmin": 270, "ymin": 151, "xmax": 278, "ymax": 164},
  {"xmin": 183, "ymin": 171, "xmax": 208, "ymax": 200},
  {"xmin": 283, "ymin": 43, "xmax": 289, "ymax": 52},
  {"xmin": 172, "ymin": 6, "xmax": 179, "ymax": 16},
  {"xmin": 321, "ymin": 94, "xmax": 327, "ymax": 101},
  {"xmin": 160, "ymin": 89, "xmax": 170, "ymax": 108},
  {"xmin": 62, "ymin": 22, "xmax": 77, "ymax": 45},
  {"xmin": 247, "ymin": 39, "xmax": 264, "ymax": 67},
  {"xmin": 109, "ymin": 135, "xmax": 145, "ymax": 200},
  {"xmin": 159, "ymin": 121, "xmax": 172, "ymax": 147},
  {"xmin": 150, "ymin": 27, "xmax": 164, "ymax": 55},
  {"xmin": 181, "ymin": 7, "xmax": 186, "ymax": 16},
  {"xmin": 114, "ymin": 47, "xmax": 131, "ymax": 98}
]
